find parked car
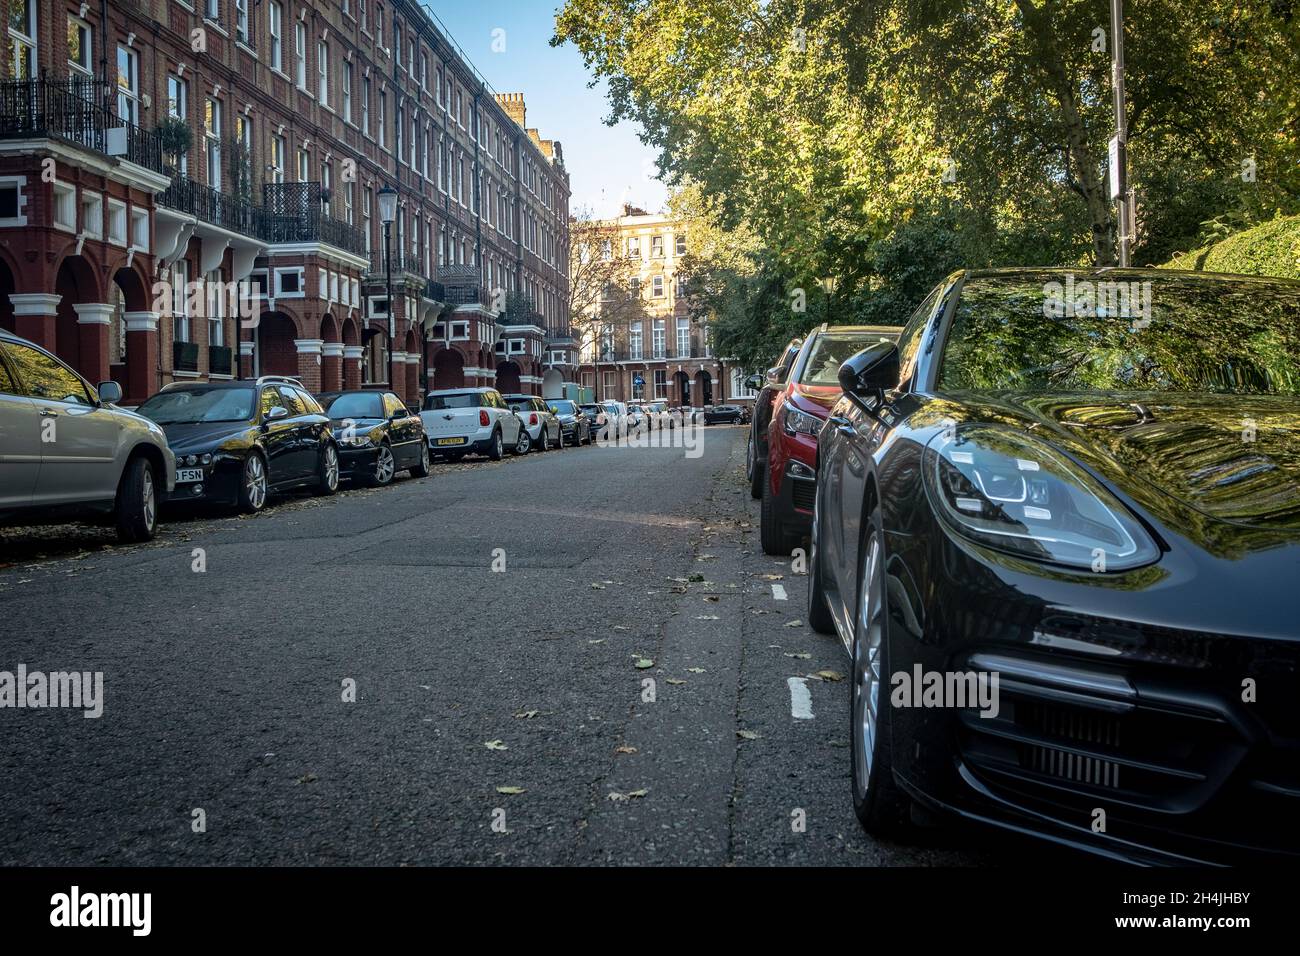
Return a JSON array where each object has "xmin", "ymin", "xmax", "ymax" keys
[
  {"xmin": 704, "ymin": 403, "xmax": 745, "ymax": 425},
  {"xmin": 746, "ymin": 336, "xmax": 804, "ymax": 499},
  {"xmin": 550, "ymin": 399, "xmax": 593, "ymax": 445},
  {"xmin": 602, "ymin": 400, "xmax": 629, "ymax": 432},
  {"xmin": 809, "ymin": 268, "xmax": 1300, "ymax": 864},
  {"xmin": 0, "ymin": 329, "xmax": 174, "ymax": 541},
  {"xmin": 135, "ymin": 376, "xmax": 338, "ymax": 513},
  {"xmin": 626, "ymin": 404, "xmax": 646, "ymax": 430},
  {"xmin": 761, "ymin": 324, "xmax": 900, "ymax": 555},
  {"xmin": 504, "ymin": 394, "xmax": 564, "ymax": 451},
  {"xmin": 421, "ymin": 387, "xmax": 525, "ymax": 461},
  {"xmin": 318, "ymin": 389, "xmax": 430, "ymax": 486},
  {"xmin": 579, "ymin": 403, "xmax": 609, "ymax": 435}
]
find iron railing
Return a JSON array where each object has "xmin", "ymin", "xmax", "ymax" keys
[
  {"xmin": 173, "ymin": 341, "xmax": 200, "ymax": 373},
  {"xmin": 208, "ymin": 345, "xmax": 234, "ymax": 377},
  {"xmin": 260, "ymin": 182, "xmax": 366, "ymax": 255},
  {"xmin": 159, "ymin": 176, "xmax": 260, "ymax": 236}
]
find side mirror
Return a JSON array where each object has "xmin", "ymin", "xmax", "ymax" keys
[
  {"xmin": 390, "ymin": 409, "xmax": 406, "ymax": 420},
  {"xmin": 764, "ymin": 366, "xmax": 784, "ymax": 386},
  {"xmin": 97, "ymin": 381, "xmax": 123, "ymax": 404},
  {"xmin": 744, "ymin": 374, "xmax": 763, "ymax": 391},
  {"xmin": 838, "ymin": 343, "xmax": 900, "ymax": 409},
  {"xmin": 265, "ymin": 405, "xmax": 290, "ymax": 422},
  {"xmin": 550, "ymin": 406, "xmax": 559, "ymax": 415}
]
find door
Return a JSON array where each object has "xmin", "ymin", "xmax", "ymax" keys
[
  {"xmin": 258, "ymin": 386, "xmax": 299, "ymax": 482},
  {"xmin": 0, "ymin": 353, "xmax": 41, "ymax": 509},
  {"xmin": 278, "ymin": 386, "xmax": 319, "ymax": 478},
  {"xmin": 384, "ymin": 391, "xmax": 419, "ymax": 466},
  {"xmin": 494, "ymin": 392, "xmax": 521, "ymax": 445},
  {"xmin": 3, "ymin": 340, "xmax": 121, "ymax": 505}
]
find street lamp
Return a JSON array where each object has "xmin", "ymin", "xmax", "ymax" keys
[
  {"xmin": 377, "ymin": 183, "xmax": 398, "ymax": 387},
  {"xmin": 819, "ymin": 276, "xmax": 839, "ymax": 324}
]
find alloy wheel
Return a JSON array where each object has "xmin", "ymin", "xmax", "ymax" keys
[
  {"xmin": 142, "ymin": 467, "xmax": 156, "ymax": 533},
  {"xmin": 324, "ymin": 445, "xmax": 339, "ymax": 490},
  {"xmin": 853, "ymin": 530, "xmax": 884, "ymax": 800},
  {"xmin": 375, "ymin": 445, "xmax": 395, "ymax": 484},
  {"xmin": 246, "ymin": 455, "xmax": 267, "ymax": 511}
]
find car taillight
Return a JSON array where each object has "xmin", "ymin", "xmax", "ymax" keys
[
  {"xmin": 529, "ymin": 413, "xmax": 538, "ymax": 426},
  {"xmin": 479, "ymin": 410, "xmax": 490, "ymax": 427}
]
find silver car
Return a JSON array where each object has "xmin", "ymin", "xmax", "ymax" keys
[{"xmin": 0, "ymin": 329, "xmax": 175, "ymax": 541}]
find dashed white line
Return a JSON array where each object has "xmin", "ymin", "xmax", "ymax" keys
[
  {"xmin": 788, "ymin": 677, "xmax": 814, "ymax": 720},
  {"xmin": 771, "ymin": 583, "xmax": 788, "ymax": 601}
]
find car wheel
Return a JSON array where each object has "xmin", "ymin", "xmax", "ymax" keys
[
  {"xmin": 513, "ymin": 428, "xmax": 530, "ymax": 456},
  {"xmin": 368, "ymin": 441, "xmax": 396, "ymax": 487},
  {"xmin": 410, "ymin": 442, "xmax": 431, "ymax": 477},
  {"xmin": 315, "ymin": 442, "xmax": 339, "ymax": 496},
  {"xmin": 115, "ymin": 455, "xmax": 158, "ymax": 542},
  {"xmin": 238, "ymin": 452, "xmax": 268, "ymax": 514},
  {"xmin": 489, "ymin": 429, "xmax": 505, "ymax": 461},
  {"xmin": 760, "ymin": 468, "xmax": 800, "ymax": 556},
  {"xmin": 556, "ymin": 427, "xmax": 565, "ymax": 450},
  {"xmin": 535, "ymin": 427, "xmax": 548, "ymax": 452},
  {"xmin": 807, "ymin": 482, "xmax": 836, "ymax": 635},
  {"xmin": 747, "ymin": 436, "xmax": 764, "ymax": 500},
  {"xmin": 850, "ymin": 521, "xmax": 910, "ymax": 836}
]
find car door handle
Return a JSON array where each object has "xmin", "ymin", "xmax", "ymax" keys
[{"xmin": 39, "ymin": 408, "xmax": 59, "ymax": 417}]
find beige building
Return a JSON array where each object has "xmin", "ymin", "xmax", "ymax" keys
[{"xmin": 577, "ymin": 205, "xmax": 746, "ymax": 406}]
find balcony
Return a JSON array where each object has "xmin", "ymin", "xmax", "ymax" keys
[
  {"xmin": 158, "ymin": 176, "xmax": 259, "ymax": 236},
  {"xmin": 437, "ymin": 265, "xmax": 485, "ymax": 307},
  {"xmin": 499, "ymin": 291, "xmax": 543, "ymax": 328},
  {"xmin": 261, "ymin": 182, "xmax": 366, "ymax": 256},
  {"xmin": 0, "ymin": 76, "xmax": 166, "ymax": 175}
]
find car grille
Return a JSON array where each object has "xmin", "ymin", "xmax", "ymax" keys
[
  {"xmin": 791, "ymin": 478, "xmax": 816, "ymax": 512},
  {"xmin": 954, "ymin": 645, "xmax": 1300, "ymax": 860}
]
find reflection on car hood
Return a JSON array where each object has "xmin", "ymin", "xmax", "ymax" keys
[
  {"xmin": 791, "ymin": 383, "xmax": 842, "ymax": 411},
  {"xmin": 328, "ymin": 416, "xmax": 384, "ymax": 430},
  {"xmin": 158, "ymin": 421, "xmax": 256, "ymax": 453},
  {"xmin": 952, "ymin": 391, "xmax": 1300, "ymax": 531}
]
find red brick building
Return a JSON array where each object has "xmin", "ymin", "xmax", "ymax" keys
[{"xmin": 0, "ymin": 0, "xmax": 572, "ymax": 405}]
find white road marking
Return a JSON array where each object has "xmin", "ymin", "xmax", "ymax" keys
[
  {"xmin": 771, "ymin": 583, "xmax": 788, "ymax": 601},
  {"xmin": 788, "ymin": 677, "xmax": 814, "ymax": 720}
]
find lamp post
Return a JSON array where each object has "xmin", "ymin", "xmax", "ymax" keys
[
  {"xmin": 1110, "ymin": 0, "xmax": 1132, "ymax": 267},
  {"xmin": 819, "ymin": 276, "xmax": 839, "ymax": 325},
  {"xmin": 377, "ymin": 183, "xmax": 398, "ymax": 389}
]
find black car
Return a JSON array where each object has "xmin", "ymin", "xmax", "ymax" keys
[
  {"xmin": 809, "ymin": 267, "xmax": 1300, "ymax": 864},
  {"xmin": 549, "ymin": 399, "xmax": 593, "ymax": 445},
  {"xmin": 136, "ymin": 376, "xmax": 339, "ymax": 512},
  {"xmin": 746, "ymin": 336, "xmax": 804, "ymax": 498},
  {"xmin": 703, "ymin": 403, "xmax": 744, "ymax": 425},
  {"xmin": 318, "ymin": 389, "xmax": 430, "ymax": 486}
]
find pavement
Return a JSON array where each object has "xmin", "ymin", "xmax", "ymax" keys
[{"xmin": 0, "ymin": 425, "xmax": 1039, "ymax": 865}]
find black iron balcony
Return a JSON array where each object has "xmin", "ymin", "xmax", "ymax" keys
[
  {"xmin": 208, "ymin": 345, "xmax": 233, "ymax": 377},
  {"xmin": 173, "ymin": 341, "xmax": 200, "ymax": 373},
  {"xmin": 0, "ymin": 75, "xmax": 166, "ymax": 175},
  {"xmin": 159, "ymin": 176, "xmax": 260, "ymax": 236},
  {"xmin": 261, "ymin": 182, "xmax": 366, "ymax": 256},
  {"xmin": 437, "ymin": 265, "xmax": 484, "ymax": 306},
  {"xmin": 424, "ymin": 279, "xmax": 446, "ymax": 302}
]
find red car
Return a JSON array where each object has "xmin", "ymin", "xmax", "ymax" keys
[
  {"xmin": 761, "ymin": 324, "xmax": 901, "ymax": 555},
  {"xmin": 745, "ymin": 336, "xmax": 804, "ymax": 499}
]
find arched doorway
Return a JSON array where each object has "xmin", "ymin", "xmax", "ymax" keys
[
  {"xmin": 694, "ymin": 369, "xmax": 714, "ymax": 406},
  {"xmin": 361, "ymin": 328, "xmax": 388, "ymax": 385},
  {"xmin": 542, "ymin": 368, "xmax": 564, "ymax": 400},
  {"xmin": 496, "ymin": 360, "xmax": 521, "ymax": 395},
  {"xmin": 55, "ymin": 255, "xmax": 100, "ymax": 373},
  {"xmin": 112, "ymin": 264, "xmax": 152, "ymax": 402},
  {"xmin": 673, "ymin": 370, "xmax": 691, "ymax": 406},
  {"xmin": 320, "ymin": 314, "xmax": 342, "ymax": 392},
  {"xmin": 432, "ymin": 347, "xmax": 465, "ymax": 390},
  {"xmin": 257, "ymin": 311, "xmax": 299, "ymax": 376}
]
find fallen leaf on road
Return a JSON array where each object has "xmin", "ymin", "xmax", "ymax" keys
[
  {"xmin": 694, "ymin": 615, "xmax": 720, "ymax": 621},
  {"xmin": 495, "ymin": 786, "xmax": 526, "ymax": 795},
  {"xmin": 484, "ymin": 740, "xmax": 508, "ymax": 751},
  {"xmin": 634, "ymin": 658, "xmax": 655, "ymax": 669},
  {"xmin": 588, "ymin": 639, "xmax": 606, "ymax": 644},
  {"xmin": 590, "ymin": 583, "xmax": 606, "ymax": 590},
  {"xmin": 666, "ymin": 678, "xmax": 687, "ymax": 685},
  {"xmin": 784, "ymin": 619, "xmax": 804, "ymax": 627},
  {"xmin": 296, "ymin": 773, "xmax": 318, "ymax": 784},
  {"xmin": 615, "ymin": 745, "xmax": 637, "ymax": 754},
  {"xmin": 737, "ymin": 730, "xmax": 761, "ymax": 741},
  {"xmin": 815, "ymin": 670, "xmax": 845, "ymax": 682},
  {"xmin": 785, "ymin": 652, "xmax": 812, "ymax": 660},
  {"xmin": 608, "ymin": 789, "xmax": 649, "ymax": 802},
  {"xmin": 687, "ymin": 573, "xmax": 705, "ymax": 582},
  {"xmin": 513, "ymin": 710, "xmax": 539, "ymax": 719},
  {"xmin": 686, "ymin": 667, "xmax": 706, "ymax": 674},
  {"xmin": 704, "ymin": 595, "xmax": 720, "ymax": 602},
  {"xmin": 760, "ymin": 573, "xmax": 784, "ymax": 580}
]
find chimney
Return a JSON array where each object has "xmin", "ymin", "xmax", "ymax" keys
[{"xmin": 495, "ymin": 92, "xmax": 526, "ymax": 129}]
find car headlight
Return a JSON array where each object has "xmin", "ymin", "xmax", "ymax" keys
[
  {"xmin": 782, "ymin": 405, "xmax": 823, "ymax": 438},
  {"xmin": 923, "ymin": 424, "xmax": 1159, "ymax": 571}
]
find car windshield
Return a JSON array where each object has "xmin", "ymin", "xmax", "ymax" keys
[
  {"xmin": 552, "ymin": 401, "xmax": 577, "ymax": 414},
  {"xmin": 424, "ymin": 393, "xmax": 480, "ymax": 410},
  {"xmin": 938, "ymin": 275, "xmax": 1300, "ymax": 395},
  {"xmin": 800, "ymin": 333, "xmax": 897, "ymax": 385},
  {"xmin": 580, "ymin": 405, "xmax": 602, "ymax": 415},
  {"xmin": 322, "ymin": 393, "xmax": 384, "ymax": 418},
  {"xmin": 137, "ymin": 386, "xmax": 256, "ymax": 424}
]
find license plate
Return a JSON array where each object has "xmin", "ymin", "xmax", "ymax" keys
[
  {"xmin": 436, "ymin": 437, "xmax": 467, "ymax": 446},
  {"xmin": 176, "ymin": 468, "xmax": 204, "ymax": 483}
]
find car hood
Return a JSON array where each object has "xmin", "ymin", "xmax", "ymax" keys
[
  {"xmin": 790, "ymin": 383, "xmax": 842, "ymax": 412},
  {"xmin": 328, "ymin": 416, "xmax": 384, "ymax": 429},
  {"xmin": 949, "ymin": 391, "xmax": 1300, "ymax": 532},
  {"xmin": 157, "ymin": 420, "xmax": 257, "ymax": 454}
]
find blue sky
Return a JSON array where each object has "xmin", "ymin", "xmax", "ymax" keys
[{"xmin": 427, "ymin": 2, "xmax": 668, "ymax": 218}]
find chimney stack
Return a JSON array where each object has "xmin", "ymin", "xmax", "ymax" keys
[{"xmin": 494, "ymin": 92, "xmax": 526, "ymax": 129}]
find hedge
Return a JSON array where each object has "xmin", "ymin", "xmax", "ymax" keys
[{"xmin": 1161, "ymin": 215, "xmax": 1300, "ymax": 279}]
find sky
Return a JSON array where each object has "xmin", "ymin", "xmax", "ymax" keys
[{"xmin": 426, "ymin": 1, "xmax": 668, "ymax": 219}]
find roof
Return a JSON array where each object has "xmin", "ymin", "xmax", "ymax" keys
[{"xmin": 957, "ymin": 266, "xmax": 1300, "ymax": 286}]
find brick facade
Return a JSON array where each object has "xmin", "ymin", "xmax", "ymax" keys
[{"xmin": 0, "ymin": 0, "xmax": 571, "ymax": 405}]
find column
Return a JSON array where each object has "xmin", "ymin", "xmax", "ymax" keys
[
  {"xmin": 123, "ymin": 311, "xmax": 160, "ymax": 403},
  {"xmin": 405, "ymin": 353, "xmax": 419, "ymax": 405},
  {"xmin": 9, "ymin": 293, "xmax": 61, "ymax": 349},
  {"xmin": 73, "ymin": 302, "xmax": 114, "ymax": 386},
  {"xmin": 294, "ymin": 338, "xmax": 324, "ymax": 393},
  {"xmin": 321, "ymin": 342, "xmax": 344, "ymax": 393},
  {"xmin": 389, "ymin": 350, "xmax": 408, "ymax": 402},
  {"xmin": 343, "ymin": 345, "xmax": 363, "ymax": 390},
  {"xmin": 239, "ymin": 340, "xmax": 255, "ymax": 379}
]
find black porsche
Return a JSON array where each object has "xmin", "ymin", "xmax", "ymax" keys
[
  {"xmin": 317, "ymin": 389, "xmax": 430, "ymax": 486},
  {"xmin": 809, "ymin": 268, "xmax": 1300, "ymax": 864},
  {"xmin": 135, "ymin": 376, "xmax": 340, "ymax": 512}
]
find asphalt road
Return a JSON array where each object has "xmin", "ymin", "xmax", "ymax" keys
[{"xmin": 0, "ymin": 425, "xmax": 1034, "ymax": 865}]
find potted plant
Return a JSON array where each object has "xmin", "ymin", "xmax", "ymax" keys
[{"xmin": 156, "ymin": 117, "xmax": 192, "ymax": 177}]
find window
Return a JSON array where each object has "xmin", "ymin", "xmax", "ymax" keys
[
  {"xmin": 8, "ymin": 0, "xmax": 35, "ymax": 79},
  {"xmin": 206, "ymin": 269, "xmax": 225, "ymax": 346},
  {"xmin": 270, "ymin": 134, "xmax": 285, "ymax": 183},
  {"xmin": 235, "ymin": 0, "xmax": 248, "ymax": 44},
  {"xmin": 204, "ymin": 98, "xmax": 222, "ymax": 189},
  {"xmin": 653, "ymin": 369, "xmax": 667, "ymax": 399},
  {"xmin": 205, "ymin": 0, "xmax": 218, "ymax": 21},
  {"xmin": 342, "ymin": 62, "xmax": 352, "ymax": 122},
  {"xmin": 321, "ymin": 160, "xmax": 332, "ymax": 213},
  {"xmin": 3, "ymin": 342, "xmax": 93, "ymax": 405},
  {"xmin": 627, "ymin": 236, "xmax": 640, "ymax": 258},
  {"xmin": 652, "ymin": 319, "xmax": 665, "ymax": 358},
  {"xmin": 106, "ymin": 198, "xmax": 126, "ymax": 244},
  {"xmin": 676, "ymin": 234, "xmax": 687, "ymax": 256},
  {"xmin": 275, "ymin": 267, "xmax": 304, "ymax": 297},
  {"xmin": 115, "ymin": 45, "xmax": 138, "ymax": 123},
  {"xmin": 317, "ymin": 40, "xmax": 328, "ymax": 104},
  {"xmin": 295, "ymin": 22, "xmax": 307, "ymax": 89},
  {"xmin": 269, "ymin": 1, "xmax": 282, "ymax": 71},
  {"xmin": 67, "ymin": 16, "xmax": 91, "ymax": 76},
  {"xmin": 629, "ymin": 322, "xmax": 642, "ymax": 360},
  {"xmin": 361, "ymin": 76, "xmax": 370, "ymax": 134},
  {"xmin": 395, "ymin": 100, "xmax": 404, "ymax": 163},
  {"xmin": 52, "ymin": 182, "xmax": 75, "ymax": 231},
  {"xmin": 80, "ymin": 192, "xmax": 101, "ymax": 237},
  {"xmin": 676, "ymin": 318, "xmax": 691, "ymax": 356},
  {"xmin": 296, "ymin": 148, "xmax": 309, "ymax": 182},
  {"xmin": 378, "ymin": 90, "xmax": 386, "ymax": 149},
  {"xmin": 344, "ymin": 180, "xmax": 354, "ymax": 224},
  {"xmin": 651, "ymin": 235, "xmax": 664, "ymax": 258},
  {"xmin": 419, "ymin": 51, "xmax": 428, "ymax": 89},
  {"xmin": 173, "ymin": 259, "xmax": 190, "ymax": 343},
  {"xmin": 410, "ymin": 113, "xmax": 417, "ymax": 169},
  {"xmin": 652, "ymin": 275, "xmax": 665, "ymax": 298}
]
